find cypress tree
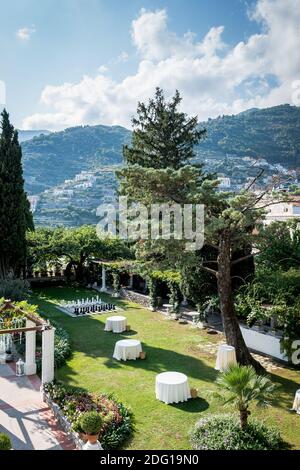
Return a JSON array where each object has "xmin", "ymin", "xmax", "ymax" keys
[{"xmin": 0, "ymin": 109, "xmax": 33, "ymax": 279}]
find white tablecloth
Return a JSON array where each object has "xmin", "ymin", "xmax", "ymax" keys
[
  {"xmin": 104, "ymin": 316, "xmax": 127, "ymax": 333},
  {"xmin": 113, "ymin": 339, "xmax": 142, "ymax": 361},
  {"xmin": 215, "ymin": 344, "xmax": 237, "ymax": 371},
  {"xmin": 292, "ymin": 389, "xmax": 300, "ymax": 414},
  {"xmin": 156, "ymin": 371, "xmax": 191, "ymax": 404}
]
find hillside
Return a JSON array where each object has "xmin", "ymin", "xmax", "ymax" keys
[
  {"xmin": 18, "ymin": 129, "xmax": 50, "ymax": 142},
  {"xmin": 197, "ymin": 104, "xmax": 300, "ymax": 167},
  {"xmin": 21, "ymin": 104, "xmax": 300, "ymax": 227},
  {"xmin": 22, "ymin": 124, "xmax": 131, "ymax": 194}
]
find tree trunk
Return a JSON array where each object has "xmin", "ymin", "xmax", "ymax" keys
[
  {"xmin": 217, "ymin": 234, "xmax": 264, "ymax": 373},
  {"xmin": 74, "ymin": 253, "xmax": 86, "ymax": 284},
  {"xmin": 239, "ymin": 407, "xmax": 249, "ymax": 430},
  {"xmin": 0, "ymin": 257, "xmax": 10, "ymax": 280}
]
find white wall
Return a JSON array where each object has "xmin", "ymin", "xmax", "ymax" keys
[{"xmin": 240, "ymin": 326, "xmax": 288, "ymax": 362}]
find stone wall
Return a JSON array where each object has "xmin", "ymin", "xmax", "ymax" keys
[
  {"xmin": 43, "ymin": 392, "xmax": 84, "ymax": 449},
  {"xmin": 120, "ymin": 288, "xmax": 151, "ymax": 309}
]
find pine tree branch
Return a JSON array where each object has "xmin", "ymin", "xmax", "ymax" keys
[
  {"xmin": 231, "ymin": 251, "xmax": 261, "ymax": 266},
  {"xmin": 201, "ymin": 265, "xmax": 218, "ymax": 276}
]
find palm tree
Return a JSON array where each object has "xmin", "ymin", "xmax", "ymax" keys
[{"xmin": 215, "ymin": 364, "xmax": 276, "ymax": 430}]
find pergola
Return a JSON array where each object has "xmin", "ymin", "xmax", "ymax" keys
[
  {"xmin": 91, "ymin": 259, "xmax": 138, "ymax": 292},
  {"xmin": 0, "ymin": 300, "xmax": 55, "ymax": 384}
]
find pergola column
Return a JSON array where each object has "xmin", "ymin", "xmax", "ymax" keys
[
  {"xmin": 41, "ymin": 327, "xmax": 55, "ymax": 384},
  {"xmin": 129, "ymin": 273, "xmax": 134, "ymax": 289},
  {"xmin": 25, "ymin": 320, "xmax": 37, "ymax": 376},
  {"xmin": 100, "ymin": 265, "xmax": 107, "ymax": 292}
]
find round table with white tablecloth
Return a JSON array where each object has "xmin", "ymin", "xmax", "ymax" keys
[
  {"xmin": 104, "ymin": 315, "xmax": 127, "ymax": 333},
  {"xmin": 292, "ymin": 389, "xmax": 300, "ymax": 415},
  {"xmin": 113, "ymin": 339, "xmax": 142, "ymax": 361},
  {"xmin": 155, "ymin": 371, "xmax": 191, "ymax": 404},
  {"xmin": 215, "ymin": 344, "xmax": 237, "ymax": 372}
]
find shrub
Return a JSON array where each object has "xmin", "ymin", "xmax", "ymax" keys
[
  {"xmin": 0, "ymin": 433, "xmax": 12, "ymax": 450},
  {"xmin": 190, "ymin": 414, "xmax": 287, "ymax": 450},
  {"xmin": 80, "ymin": 411, "xmax": 102, "ymax": 435},
  {"xmin": 0, "ymin": 279, "xmax": 30, "ymax": 301},
  {"xmin": 44, "ymin": 382, "xmax": 134, "ymax": 449}
]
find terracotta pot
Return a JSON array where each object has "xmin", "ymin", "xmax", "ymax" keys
[
  {"xmin": 126, "ymin": 325, "xmax": 131, "ymax": 331},
  {"xmin": 79, "ymin": 432, "xmax": 88, "ymax": 442},
  {"xmin": 139, "ymin": 351, "xmax": 146, "ymax": 360},
  {"xmin": 190, "ymin": 388, "xmax": 198, "ymax": 399},
  {"xmin": 86, "ymin": 433, "xmax": 99, "ymax": 445}
]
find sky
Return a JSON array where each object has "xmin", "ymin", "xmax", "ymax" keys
[{"xmin": 0, "ymin": 0, "xmax": 299, "ymax": 130}]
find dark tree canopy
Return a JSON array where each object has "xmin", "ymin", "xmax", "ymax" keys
[
  {"xmin": 124, "ymin": 88, "xmax": 206, "ymax": 169},
  {"xmin": 0, "ymin": 109, "xmax": 33, "ymax": 279}
]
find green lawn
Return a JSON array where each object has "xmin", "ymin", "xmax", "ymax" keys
[{"xmin": 30, "ymin": 286, "xmax": 300, "ymax": 450}]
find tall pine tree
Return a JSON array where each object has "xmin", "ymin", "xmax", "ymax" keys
[
  {"xmin": 124, "ymin": 88, "xmax": 206, "ymax": 169},
  {"xmin": 118, "ymin": 89, "xmax": 263, "ymax": 372},
  {"xmin": 0, "ymin": 109, "xmax": 33, "ymax": 279}
]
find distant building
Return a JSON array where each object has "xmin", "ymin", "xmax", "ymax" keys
[
  {"xmin": 53, "ymin": 189, "xmax": 74, "ymax": 197},
  {"xmin": 28, "ymin": 195, "xmax": 39, "ymax": 213},
  {"xmin": 258, "ymin": 195, "xmax": 300, "ymax": 224},
  {"xmin": 218, "ymin": 177, "xmax": 231, "ymax": 188}
]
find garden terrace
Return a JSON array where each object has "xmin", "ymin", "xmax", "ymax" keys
[{"xmin": 30, "ymin": 286, "xmax": 300, "ymax": 450}]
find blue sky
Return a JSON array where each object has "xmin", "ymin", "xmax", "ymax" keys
[{"xmin": 0, "ymin": 0, "xmax": 299, "ymax": 130}]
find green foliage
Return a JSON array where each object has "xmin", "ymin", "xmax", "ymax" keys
[
  {"xmin": 147, "ymin": 277, "xmax": 158, "ymax": 310},
  {"xmin": 215, "ymin": 365, "xmax": 276, "ymax": 429},
  {"xmin": 0, "ymin": 109, "xmax": 33, "ymax": 279},
  {"xmin": 0, "ymin": 433, "xmax": 12, "ymax": 450},
  {"xmin": 0, "ymin": 279, "xmax": 30, "ymax": 301},
  {"xmin": 168, "ymin": 281, "xmax": 181, "ymax": 314},
  {"xmin": 180, "ymin": 252, "xmax": 217, "ymax": 306},
  {"xmin": 124, "ymin": 88, "xmax": 206, "ymax": 169},
  {"xmin": 150, "ymin": 270, "xmax": 181, "ymax": 285},
  {"xmin": 118, "ymin": 88, "xmax": 269, "ymax": 370},
  {"xmin": 234, "ymin": 268, "xmax": 300, "ymax": 359},
  {"xmin": 27, "ymin": 227, "xmax": 131, "ymax": 283},
  {"xmin": 256, "ymin": 220, "xmax": 300, "ymax": 270},
  {"xmin": 111, "ymin": 271, "xmax": 121, "ymax": 294},
  {"xmin": 22, "ymin": 124, "xmax": 131, "ymax": 194},
  {"xmin": 198, "ymin": 104, "xmax": 300, "ymax": 167},
  {"xmin": 190, "ymin": 414, "xmax": 286, "ymax": 450},
  {"xmin": 44, "ymin": 381, "xmax": 134, "ymax": 449},
  {"xmin": 80, "ymin": 411, "xmax": 103, "ymax": 435}
]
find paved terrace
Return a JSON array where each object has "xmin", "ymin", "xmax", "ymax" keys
[{"xmin": 0, "ymin": 363, "xmax": 75, "ymax": 450}]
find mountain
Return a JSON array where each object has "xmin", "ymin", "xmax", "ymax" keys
[
  {"xmin": 21, "ymin": 104, "xmax": 300, "ymax": 227},
  {"xmin": 198, "ymin": 104, "xmax": 300, "ymax": 167},
  {"xmin": 18, "ymin": 129, "xmax": 50, "ymax": 142},
  {"xmin": 22, "ymin": 124, "xmax": 131, "ymax": 194}
]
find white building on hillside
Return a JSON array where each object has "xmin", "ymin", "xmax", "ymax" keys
[
  {"xmin": 218, "ymin": 177, "xmax": 231, "ymax": 189},
  {"xmin": 258, "ymin": 196, "xmax": 300, "ymax": 224}
]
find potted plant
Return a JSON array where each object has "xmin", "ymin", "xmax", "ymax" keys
[
  {"xmin": 0, "ymin": 433, "xmax": 12, "ymax": 450},
  {"xmin": 80, "ymin": 411, "xmax": 102, "ymax": 446}
]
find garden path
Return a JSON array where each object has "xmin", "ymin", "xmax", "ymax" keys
[{"xmin": 0, "ymin": 363, "xmax": 75, "ymax": 450}]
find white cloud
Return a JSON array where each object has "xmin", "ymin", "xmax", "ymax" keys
[
  {"xmin": 16, "ymin": 25, "xmax": 36, "ymax": 41},
  {"xmin": 116, "ymin": 51, "xmax": 129, "ymax": 63},
  {"xmin": 98, "ymin": 65, "xmax": 109, "ymax": 73},
  {"xmin": 23, "ymin": 0, "xmax": 300, "ymax": 130}
]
